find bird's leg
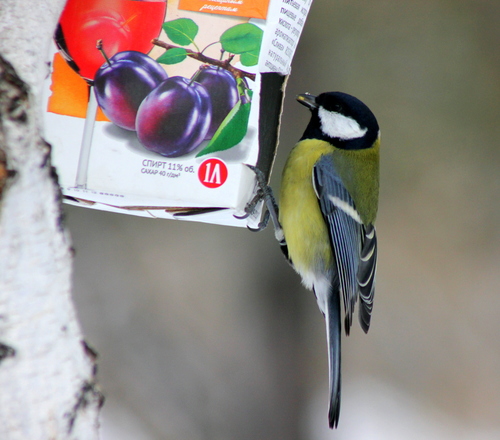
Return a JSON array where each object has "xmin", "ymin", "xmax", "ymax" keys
[
  {"xmin": 234, "ymin": 167, "xmax": 274, "ymax": 230},
  {"xmin": 236, "ymin": 165, "xmax": 284, "ymax": 241},
  {"xmin": 248, "ymin": 165, "xmax": 281, "ymax": 232}
]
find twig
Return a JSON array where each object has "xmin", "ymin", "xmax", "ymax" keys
[{"xmin": 152, "ymin": 39, "xmax": 256, "ymax": 82}]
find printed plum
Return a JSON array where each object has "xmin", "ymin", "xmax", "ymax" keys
[
  {"xmin": 136, "ymin": 76, "xmax": 212, "ymax": 157},
  {"xmin": 195, "ymin": 65, "xmax": 239, "ymax": 139},
  {"xmin": 94, "ymin": 50, "xmax": 168, "ymax": 131}
]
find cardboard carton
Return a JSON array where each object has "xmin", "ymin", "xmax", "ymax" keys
[{"xmin": 43, "ymin": 0, "xmax": 313, "ymax": 227}]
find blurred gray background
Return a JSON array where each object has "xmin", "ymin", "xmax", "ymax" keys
[{"xmin": 64, "ymin": 0, "xmax": 500, "ymax": 438}]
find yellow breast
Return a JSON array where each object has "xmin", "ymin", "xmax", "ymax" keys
[{"xmin": 278, "ymin": 139, "xmax": 335, "ymax": 285}]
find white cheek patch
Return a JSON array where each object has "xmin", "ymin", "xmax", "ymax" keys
[{"xmin": 318, "ymin": 107, "xmax": 368, "ymax": 140}]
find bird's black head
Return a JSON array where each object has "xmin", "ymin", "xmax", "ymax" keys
[{"xmin": 297, "ymin": 91, "xmax": 379, "ymax": 150}]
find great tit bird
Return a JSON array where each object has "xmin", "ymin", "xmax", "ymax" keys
[
  {"xmin": 279, "ymin": 91, "xmax": 379, "ymax": 428},
  {"xmin": 245, "ymin": 91, "xmax": 379, "ymax": 428}
]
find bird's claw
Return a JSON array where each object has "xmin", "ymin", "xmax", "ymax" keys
[
  {"xmin": 245, "ymin": 165, "xmax": 274, "ymax": 200},
  {"xmin": 247, "ymin": 209, "xmax": 270, "ymax": 232},
  {"xmin": 234, "ymin": 164, "xmax": 282, "ymax": 234},
  {"xmin": 234, "ymin": 187, "xmax": 265, "ymax": 220}
]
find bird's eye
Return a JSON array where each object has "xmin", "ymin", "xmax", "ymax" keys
[{"xmin": 332, "ymin": 104, "xmax": 343, "ymax": 113}]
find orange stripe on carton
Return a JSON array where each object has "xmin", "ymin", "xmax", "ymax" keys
[{"xmin": 178, "ymin": 0, "xmax": 270, "ymax": 20}]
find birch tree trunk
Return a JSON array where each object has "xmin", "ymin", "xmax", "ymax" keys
[{"xmin": 0, "ymin": 1, "xmax": 101, "ymax": 438}]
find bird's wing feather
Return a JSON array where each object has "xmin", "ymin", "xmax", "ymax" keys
[
  {"xmin": 358, "ymin": 224, "xmax": 377, "ymax": 332},
  {"xmin": 313, "ymin": 155, "xmax": 363, "ymax": 335}
]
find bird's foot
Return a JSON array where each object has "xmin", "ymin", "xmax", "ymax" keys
[{"xmin": 234, "ymin": 165, "xmax": 281, "ymax": 233}]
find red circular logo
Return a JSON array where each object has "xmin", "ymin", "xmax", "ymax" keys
[{"xmin": 198, "ymin": 158, "xmax": 228, "ymax": 188}]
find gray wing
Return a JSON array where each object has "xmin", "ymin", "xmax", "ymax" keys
[
  {"xmin": 313, "ymin": 154, "xmax": 377, "ymax": 427},
  {"xmin": 313, "ymin": 155, "xmax": 365, "ymax": 335}
]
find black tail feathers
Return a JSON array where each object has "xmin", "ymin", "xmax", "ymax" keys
[{"xmin": 326, "ymin": 288, "xmax": 342, "ymax": 428}]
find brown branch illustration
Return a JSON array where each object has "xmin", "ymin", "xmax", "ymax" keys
[{"xmin": 152, "ymin": 39, "xmax": 256, "ymax": 82}]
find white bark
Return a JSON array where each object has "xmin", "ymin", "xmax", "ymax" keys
[{"xmin": 0, "ymin": 1, "xmax": 101, "ymax": 439}]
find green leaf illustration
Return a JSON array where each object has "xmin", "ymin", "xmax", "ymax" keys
[
  {"xmin": 196, "ymin": 100, "xmax": 251, "ymax": 157},
  {"xmin": 157, "ymin": 48, "xmax": 187, "ymax": 65},
  {"xmin": 162, "ymin": 18, "xmax": 199, "ymax": 46},
  {"xmin": 240, "ymin": 49, "xmax": 260, "ymax": 66},
  {"xmin": 220, "ymin": 23, "xmax": 263, "ymax": 54}
]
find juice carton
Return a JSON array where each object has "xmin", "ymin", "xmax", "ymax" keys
[{"xmin": 43, "ymin": 0, "xmax": 313, "ymax": 227}]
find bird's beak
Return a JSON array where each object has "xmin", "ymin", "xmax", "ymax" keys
[{"xmin": 296, "ymin": 93, "xmax": 318, "ymax": 110}]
